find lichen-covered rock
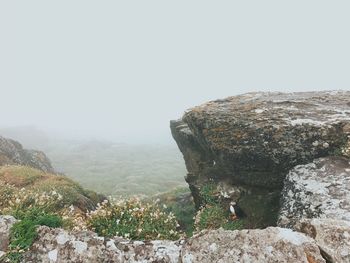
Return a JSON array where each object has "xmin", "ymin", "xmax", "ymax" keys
[
  {"xmin": 181, "ymin": 227, "xmax": 325, "ymax": 263},
  {"xmin": 0, "ymin": 136, "xmax": 54, "ymax": 173},
  {"xmin": 296, "ymin": 219, "xmax": 350, "ymax": 263},
  {"xmin": 278, "ymin": 156, "xmax": 350, "ymax": 228},
  {"xmin": 171, "ymin": 91, "xmax": 350, "ymax": 225},
  {"xmin": 0, "ymin": 215, "xmax": 17, "ymax": 253},
  {"xmin": 23, "ymin": 226, "xmax": 181, "ymax": 263}
]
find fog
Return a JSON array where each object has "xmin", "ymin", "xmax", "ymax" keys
[{"xmin": 1, "ymin": 1, "xmax": 350, "ymax": 143}]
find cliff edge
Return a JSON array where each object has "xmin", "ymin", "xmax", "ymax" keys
[{"xmin": 171, "ymin": 91, "xmax": 350, "ymax": 226}]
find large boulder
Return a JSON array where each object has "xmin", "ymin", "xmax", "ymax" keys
[
  {"xmin": 181, "ymin": 227, "xmax": 325, "ymax": 263},
  {"xmin": 171, "ymin": 91, "xmax": 350, "ymax": 226},
  {"xmin": 278, "ymin": 156, "xmax": 350, "ymax": 228},
  {"xmin": 0, "ymin": 215, "xmax": 17, "ymax": 254},
  {"xmin": 296, "ymin": 219, "xmax": 350, "ymax": 263},
  {"xmin": 0, "ymin": 136, "xmax": 54, "ymax": 173}
]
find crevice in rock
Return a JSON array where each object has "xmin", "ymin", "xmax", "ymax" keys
[{"xmin": 319, "ymin": 247, "xmax": 334, "ymax": 263}]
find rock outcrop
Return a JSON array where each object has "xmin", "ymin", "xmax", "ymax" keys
[
  {"xmin": 278, "ymin": 156, "xmax": 350, "ymax": 228},
  {"xmin": 171, "ymin": 91, "xmax": 350, "ymax": 226},
  {"xmin": 296, "ymin": 219, "xmax": 350, "ymax": 263},
  {"xmin": 0, "ymin": 136, "xmax": 54, "ymax": 173},
  {"xmin": 22, "ymin": 226, "xmax": 182, "ymax": 263},
  {"xmin": 0, "ymin": 215, "xmax": 17, "ymax": 256},
  {"xmin": 181, "ymin": 228, "xmax": 325, "ymax": 263}
]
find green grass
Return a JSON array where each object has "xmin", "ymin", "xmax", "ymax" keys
[
  {"xmin": 5, "ymin": 209, "xmax": 63, "ymax": 263},
  {"xmin": 199, "ymin": 183, "xmax": 218, "ymax": 206},
  {"xmin": 0, "ymin": 165, "xmax": 104, "ymax": 213},
  {"xmin": 154, "ymin": 187, "xmax": 196, "ymax": 236},
  {"xmin": 196, "ymin": 204, "xmax": 245, "ymax": 232}
]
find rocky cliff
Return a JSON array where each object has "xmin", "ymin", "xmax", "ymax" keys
[
  {"xmin": 1, "ymin": 91, "xmax": 350, "ymax": 262},
  {"xmin": 171, "ymin": 91, "xmax": 350, "ymax": 227},
  {"xmin": 0, "ymin": 136, "xmax": 54, "ymax": 173}
]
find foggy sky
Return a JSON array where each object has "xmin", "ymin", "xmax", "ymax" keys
[{"xmin": 1, "ymin": 1, "xmax": 350, "ymax": 143}]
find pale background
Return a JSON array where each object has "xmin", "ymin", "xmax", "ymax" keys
[{"xmin": 1, "ymin": 1, "xmax": 350, "ymax": 143}]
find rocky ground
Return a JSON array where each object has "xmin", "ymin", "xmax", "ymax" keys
[{"xmin": 0, "ymin": 136, "xmax": 54, "ymax": 173}]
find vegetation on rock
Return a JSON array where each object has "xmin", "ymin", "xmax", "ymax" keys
[
  {"xmin": 87, "ymin": 198, "xmax": 180, "ymax": 240},
  {"xmin": 0, "ymin": 165, "xmax": 104, "ymax": 214},
  {"xmin": 4, "ymin": 209, "xmax": 63, "ymax": 263},
  {"xmin": 194, "ymin": 183, "xmax": 245, "ymax": 232},
  {"xmin": 152, "ymin": 187, "xmax": 196, "ymax": 236}
]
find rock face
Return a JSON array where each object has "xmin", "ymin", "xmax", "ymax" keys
[
  {"xmin": 171, "ymin": 91, "xmax": 350, "ymax": 226},
  {"xmin": 0, "ymin": 215, "xmax": 17, "ymax": 254},
  {"xmin": 181, "ymin": 228, "xmax": 325, "ymax": 263},
  {"xmin": 296, "ymin": 219, "xmax": 350, "ymax": 263},
  {"xmin": 278, "ymin": 156, "xmax": 350, "ymax": 228},
  {"xmin": 0, "ymin": 136, "xmax": 54, "ymax": 173}
]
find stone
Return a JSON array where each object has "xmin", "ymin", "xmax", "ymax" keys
[
  {"xmin": 0, "ymin": 215, "xmax": 17, "ymax": 252},
  {"xmin": 0, "ymin": 136, "xmax": 54, "ymax": 173},
  {"xmin": 171, "ymin": 91, "xmax": 350, "ymax": 226},
  {"xmin": 18, "ymin": 224, "xmax": 331, "ymax": 263},
  {"xmin": 22, "ymin": 226, "xmax": 182, "ymax": 263},
  {"xmin": 296, "ymin": 219, "xmax": 350, "ymax": 263},
  {"xmin": 181, "ymin": 227, "xmax": 325, "ymax": 263},
  {"xmin": 278, "ymin": 156, "xmax": 350, "ymax": 228}
]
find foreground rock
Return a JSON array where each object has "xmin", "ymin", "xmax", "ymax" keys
[
  {"xmin": 278, "ymin": 156, "xmax": 350, "ymax": 228},
  {"xmin": 0, "ymin": 136, "xmax": 54, "ymax": 173},
  {"xmin": 171, "ymin": 91, "xmax": 350, "ymax": 226},
  {"xmin": 0, "ymin": 216, "xmax": 17, "ymax": 255},
  {"xmin": 296, "ymin": 219, "xmax": 350, "ymax": 263},
  {"xmin": 22, "ymin": 226, "xmax": 182, "ymax": 263},
  {"xmin": 181, "ymin": 228, "xmax": 325, "ymax": 263},
  {"xmin": 0, "ymin": 224, "xmax": 325, "ymax": 263}
]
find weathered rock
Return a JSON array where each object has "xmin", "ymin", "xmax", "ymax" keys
[
  {"xmin": 12, "ymin": 224, "xmax": 331, "ymax": 263},
  {"xmin": 296, "ymin": 219, "xmax": 350, "ymax": 263},
  {"xmin": 181, "ymin": 227, "xmax": 325, "ymax": 263},
  {"xmin": 0, "ymin": 136, "xmax": 54, "ymax": 173},
  {"xmin": 278, "ymin": 156, "xmax": 350, "ymax": 228},
  {"xmin": 0, "ymin": 215, "xmax": 17, "ymax": 253},
  {"xmin": 23, "ymin": 226, "xmax": 181, "ymax": 263},
  {"xmin": 171, "ymin": 91, "xmax": 350, "ymax": 226}
]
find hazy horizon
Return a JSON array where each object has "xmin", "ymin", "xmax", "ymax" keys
[{"xmin": 1, "ymin": 1, "xmax": 350, "ymax": 144}]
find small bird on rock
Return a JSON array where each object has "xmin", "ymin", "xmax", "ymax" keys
[{"xmin": 229, "ymin": 201, "xmax": 246, "ymax": 220}]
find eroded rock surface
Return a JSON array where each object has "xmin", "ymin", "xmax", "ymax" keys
[
  {"xmin": 23, "ymin": 226, "xmax": 182, "ymax": 263},
  {"xmin": 0, "ymin": 136, "xmax": 54, "ymax": 173},
  {"xmin": 296, "ymin": 219, "xmax": 350, "ymax": 263},
  {"xmin": 278, "ymin": 156, "xmax": 350, "ymax": 228},
  {"xmin": 171, "ymin": 91, "xmax": 350, "ymax": 225},
  {"xmin": 1, "ymin": 224, "xmax": 328, "ymax": 263},
  {"xmin": 0, "ymin": 215, "xmax": 17, "ymax": 253},
  {"xmin": 181, "ymin": 227, "xmax": 325, "ymax": 263}
]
